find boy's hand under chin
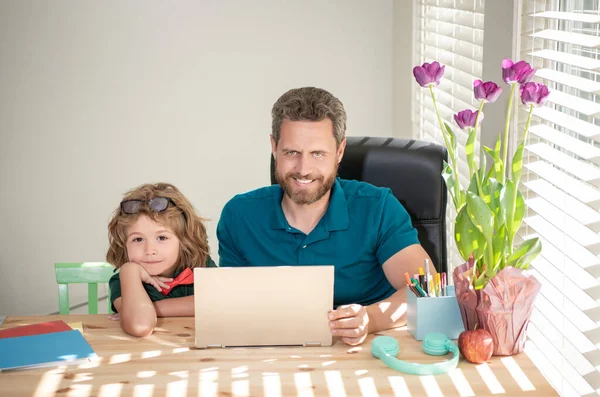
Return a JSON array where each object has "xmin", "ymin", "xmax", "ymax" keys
[
  {"xmin": 109, "ymin": 262, "xmax": 175, "ymax": 321},
  {"xmin": 122, "ymin": 261, "xmax": 174, "ymax": 293}
]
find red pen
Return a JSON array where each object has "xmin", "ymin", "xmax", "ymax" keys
[{"xmin": 441, "ymin": 272, "xmax": 447, "ymax": 296}]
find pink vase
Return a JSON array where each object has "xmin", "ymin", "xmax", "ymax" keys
[{"xmin": 452, "ymin": 258, "xmax": 541, "ymax": 356}]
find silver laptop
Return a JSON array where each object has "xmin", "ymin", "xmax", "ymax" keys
[{"xmin": 194, "ymin": 266, "xmax": 334, "ymax": 348}]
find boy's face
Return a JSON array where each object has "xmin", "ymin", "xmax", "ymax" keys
[
  {"xmin": 125, "ymin": 214, "xmax": 180, "ymax": 277},
  {"xmin": 271, "ymin": 118, "xmax": 346, "ymax": 205}
]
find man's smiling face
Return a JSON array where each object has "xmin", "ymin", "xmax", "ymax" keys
[{"xmin": 272, "ymin": 118, "xmax": 345, "ymax": 206}]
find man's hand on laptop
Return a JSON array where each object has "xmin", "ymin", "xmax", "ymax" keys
[{"xmin": 328, "ymin": 304, "xmax": 369, "ymax": 346}]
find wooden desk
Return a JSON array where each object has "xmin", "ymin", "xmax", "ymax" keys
[{"xmin": 0, "ymin": 315, "xmax": 557, "ymax": 397}]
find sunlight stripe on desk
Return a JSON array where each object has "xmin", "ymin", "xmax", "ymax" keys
[
  {"xmin": 501, "ymin": 356, "xmax": 536, "ymax": 392},
  {"xmin": 132, "ymin": 384, "xmax": 154, "ymax": 397},
  {"xmin": 294, "ymin": 372, "xmax": 315, "ymax": 397},
  {"xmin": 358, "ymin": 377, "xmax": 380, "ymax": 397},
  {"xmin": 109, "ymin": 353, "xmax": 131, "ymax": 365},
  {"xmin": 448, "ymin": 368, "xmax": 475, "ymax": 397},
  {"xmin": 232, "ymin": 365, "xmax": 248, "ymax": 374},
  {"xmin": 420, "ymin": 375, "xmax": 444, "ymax": 397},
  {"xmin": 98, "ymin": 383, "xmax": 124, "ymax": 397},
  {"xmin": 387, "ymin": 376, "xmax": 411, "ymax": 397},
  {"xmin": 136, "ymin": 371, "xmax": 156, "ymax": 378},
  {"xmin": 262, "ymin": 372, "xmax": 282, "ymax": 397},
  {"xmin": 324, "ymin": 370, "xmax": 347, "ymax": 397},
  {"xmin": 168, "ymin": 371, "xmax": 188, "ymax": 378},
  {"xmin": 476, "ymin": 363, "xmax": 506, "ymax": 394},
  {"xmin": 198, "ymin": 369, "xmax": 218, "ymax": 397},
  {"xmin": 232, "ymin": 379, "xmax": 249, "ymax": 396},
  {"xmin": 140, "ymin": 350, "xmax": 161, "ymax": 359},
  {"xmin": 32, "ymin": 366, "xmax": 66, "ymax": 397}
]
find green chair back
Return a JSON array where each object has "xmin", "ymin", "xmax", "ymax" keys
[{"xmin": 54, "ymin": 262, "xmax": 115, "ymax": 314}]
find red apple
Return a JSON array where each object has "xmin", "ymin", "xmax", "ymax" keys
[{"xmin": 458, "ymin": 328, "xmax": 494, "ymax": 364}]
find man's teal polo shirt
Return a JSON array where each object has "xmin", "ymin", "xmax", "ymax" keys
[{"xmin": 217, "ymin": 178, "xmax": 420, "ymax": 307}]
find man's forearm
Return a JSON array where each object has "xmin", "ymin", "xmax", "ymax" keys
[
  {"xmin": 365, "ymin": 288, "xmax": 408, "ymax": 334},
  {"xmin": 153, "ymin": 295, "xmax": 194, "ymax": 317}
]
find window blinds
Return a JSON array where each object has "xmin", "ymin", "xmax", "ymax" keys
[
  {"xmin": 414, "ymin": 0, "xmax": 485, "ymax": 267},
  {"xmin": 519, "ymin": 0, "xmax": 600, "ymax": 395}
]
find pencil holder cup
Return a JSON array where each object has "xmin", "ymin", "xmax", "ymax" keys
[{"xmin": 406, "ymin": 285, "xmax": 464, "ymax": 341}]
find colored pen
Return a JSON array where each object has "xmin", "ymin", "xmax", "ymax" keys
[
  {"xmin": 404, "ymin": 272, "xmax": 421, "ymax": 297},
  {"xmin": 419, "ymin": 267, "xmax": 429, "ymax": 291},
  {"xmin": 436, "ymin": 273, "xmax": 441, "ymax": 297},
  {"xmin": 424, "ymin": 259, "xmax": 431, "ymax": 296},
  {"xmin": 441, "ymin": 272, "xmax": 447, "ymax": 296},
  {"xmin": 410, "ymin": 278, "xmax": 427, "ymax": 297},
  {"xmin": 409, "ymin": 284, "xmax": 420, "ymax": 297}
]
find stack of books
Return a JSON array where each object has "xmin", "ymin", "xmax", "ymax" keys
[{"xmin": 0, "ymin": 320, "xmax": 97, "ymax": 371}]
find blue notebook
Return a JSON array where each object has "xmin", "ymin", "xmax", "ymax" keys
[{"xmin": 0, "ymin": 330, "xmax": 98, "ymax": 371}]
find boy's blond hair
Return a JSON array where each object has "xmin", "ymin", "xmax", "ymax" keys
[{"xmin": 107, "ymin": 183, "xmax": 209, "ymax": 272}]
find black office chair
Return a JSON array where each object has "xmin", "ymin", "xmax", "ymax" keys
[{"xmin": 270, "ymin": 136, "xmax": 448, "ymax": 274}]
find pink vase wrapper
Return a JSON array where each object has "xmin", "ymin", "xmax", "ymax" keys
[
  {"xmin": 452, "ymin": 256, "xmax": 480, "ymax": 331},
  {"xmin": 453, "ymin": 260, "xmax": 541, "ymax": 356}
]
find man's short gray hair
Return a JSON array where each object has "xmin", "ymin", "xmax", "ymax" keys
[{"xmin": 271, "ymin": 87, "xmax": 347, "ymax": 146}]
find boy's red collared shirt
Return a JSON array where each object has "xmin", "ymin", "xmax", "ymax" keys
[{"xmin": 161, "ymin": 268, "xmax": 194, "ymax": 296}]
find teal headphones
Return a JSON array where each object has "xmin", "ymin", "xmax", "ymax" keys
[{"xmin": 371, "ymin": 333, "xmax": 459, "ymax": 375}]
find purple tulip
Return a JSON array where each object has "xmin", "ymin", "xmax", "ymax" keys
[
  {"xmin": 520, "ymin": 82, "xmax": 550, "ymax": 107},
  {"xmin": 413, "ymin": 61, "xmax": 445, "ymax": 87},
  {"xmin": 502, "ymin": 59, "xmax": 536, "ymax": 84},
  {"xmin": 474, "ymin": 80, "xmax": 503, "ymax": 103},
  {"xmin": 454, "ymin": 109, "xmax": 484, "ymax": 130}
]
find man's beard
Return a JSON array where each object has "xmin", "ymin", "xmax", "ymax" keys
[{"xmin": 274, "ymin": 162, "xmax": 338, "ymax": 205}]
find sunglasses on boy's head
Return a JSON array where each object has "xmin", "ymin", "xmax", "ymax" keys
[{"xmin": 120, "ymin": 197, "xmax": 177, "ymax": 214}]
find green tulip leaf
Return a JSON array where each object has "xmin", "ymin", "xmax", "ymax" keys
[
  {"xmin": 442, "ymin": 161, "xmax": 461, "ymax": 210},
  {"xmin": 513, "ymin": 189, "xmax": 526, "ymax": 236},
  {"xmin": 494, "ymin": 133, "xmax": 501, "ymax": 155},
  {"xmin": 479, "ymin": 146, "xmax": 487, "ymax": 186},
  {"xmin": 454, "ymin": 205, "xmax": 486, "ymax": 262},
  {"xmin": 483, "ymin": 141, "xmax": 504, "ymax": 183},
  {"xmin": 468, "ymin": 172, "xmax": 479, "ymax": 195},
  {"xmin": 482, "ymin": 177, "xmax": 503, "ymax": 225},
  {"xmin": 500, "ymin": 180, "xmax": 525, "ymax": 241},
  {"xmin": 492, "ymin": 223, "xmax": 507, "ymax": 271},
  {"xmin": 511, "ymin": 140, "xmax": 525, "ymax": 186},
  {"xmin": 465, "ymin": 191, "xmax": 494, "ymax": 245},
  {"xmin": 473, "ymin": 273, "xmax": 489, "ymax": 290},
  {"xmin": 444, "ymin": 123, "xmax": 458, "ymax": 153},
  {"xmin": 466, "ymin": 128, "xmax": 477, "ymax": 180},
  {"xmin": 506, "ymin": 237, "xmax": 542, "ymax": 269},
  {"xmin": 494, "ymin": 134, "xmax": 504, "ymax": 184}
]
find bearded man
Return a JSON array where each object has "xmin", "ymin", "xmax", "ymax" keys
[{"xmin": 217, "ymin": 87, "xmax": 435, "ymax": 346}]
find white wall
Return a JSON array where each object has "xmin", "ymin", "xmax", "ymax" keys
[
  {"xmin": 392, "ymin": 0, "xmax": 414, "ymax": 136},
  {"xmin": 0, "ymin": 1, "xmax": 415, "ymax": 315}
]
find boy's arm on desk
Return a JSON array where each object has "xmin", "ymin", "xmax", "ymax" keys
[
  {"xmin": 115, "ymin": 263, "xmax": 158, "ymax": 337},
  {"xmin": 154, "ymin": 296, "xmax": 194, "ymax": 317}
]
